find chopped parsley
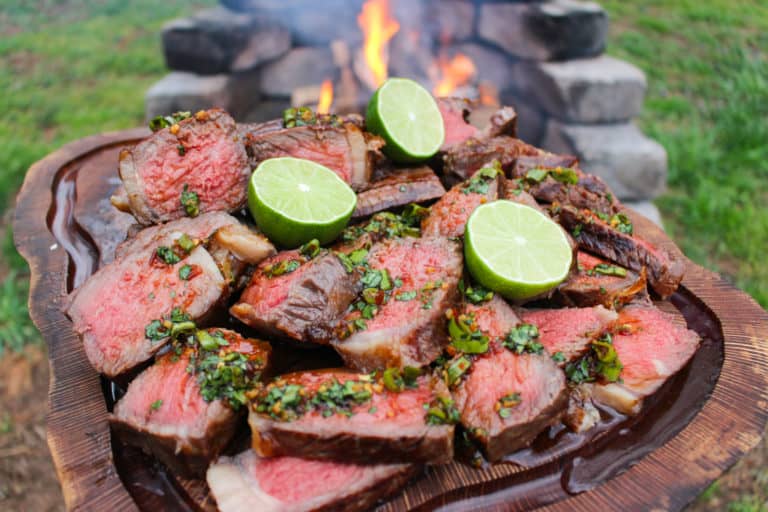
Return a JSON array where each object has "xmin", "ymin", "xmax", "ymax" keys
[
  {"xmin": 458, "ymin": 279, "xmax": 493, "ymax": 304},
  {"xmin": 177, "ymin": 144, "xmax": 186, "ymax": 156},
  {"xmin": 156, "ymin": 246, "xmax": 181, "ymax": 265},
  {"xmin": 565, "ymin": 332, "xmax": 623, "ymax": 384},
  {"xmin": 179, "ymin": 264, "xmax": 193, "ymax": 280},
  {"xmin": 609, "ymin": 212, "xmax": 633, "ymax": 235},
  {"xmin": 149, "ymin": 399, "xmax": 163, "ymax": 411},
  {"xmin": 340, "ymin": 208, "xmax": 424, "ymax": 243},
  {"xmin": 572, "ymin": 224, "xmax": 583, "ymax": 237},
  {"xmin": 588, "ymin": 263, "xmax": 628, "ymax": 277},
  {"xmin": 382, "ymin": 367, "xmax": 421, "ymax": 392},
  {"xmin": 264, "ymin": 259, "xmax": 301, "ymax": 278},
  {"xmin": 503, "ymin": 324, "xmax": 544, "ymax": 355},
  {"xmin": 282, "ymin": 106, "xmax": 341, "ymax": 128},
  {"xmin": 462, "ymin": 164, "xmax": 502, "ymax": 195},
  {"xmin": 424, "ymin": 396, "xmax": 460, "ymax": 426},
  {"xmin": 255, "ymin": 376, "xmax": 374, "ymax": 421},
  {"xmin": 552, "ymin": 351, "xmax": 566, "ymax": 363},
  {"xmin": 148, "ymin": 111, "xmax": 191, "ymax": 132},
  {"xmin": 299, "ymin": 239, "xmax": 321, "ymax": 260},
  {"xmin": 497, "ymin": 392, "xmax": 521, "ymax": 419},
  {"xmin": 447, "ymin": 310, "xmax": 489, "ymax": 354},
  {"xmin": 144, "ymin": 308, "xmax": 192, "ymax": 342},
  {"xmin": 335, "ymin": 248, "xmax": 368, "ymax": 273},
  {"xmin": 180, "ymin": 185, "xmax": 199, "ymax": 217},
  {"xmin": 395, "ymin": 290, "xmax": 417, "ymax": 301}
]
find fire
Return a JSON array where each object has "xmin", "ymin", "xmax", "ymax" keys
[
  {"xmin": 317, "ymin": 79, "xmax": 333, "ymax": 114},
  {"xmin": 433, "ymin": 53, "xmax": 476, "ymax": 97},
  {"xmin": 358, "ymin": 0, "xmax": 400, "ymax": 88}
]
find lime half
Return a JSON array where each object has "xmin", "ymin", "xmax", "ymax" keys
[
  {"xmin": 248, "ymin": 157, "xmax": 357, "ymax": 248},
  {"xmin": 464, "ymin": 200, "xmax": 573, "ymax": 301},
  {"xmin": 366, "ymin": 77, "xmax": 445, "ymax": 163}
]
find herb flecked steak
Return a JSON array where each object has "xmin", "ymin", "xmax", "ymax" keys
[
  {"xmin": 110, "ymin": 329, "xmax": 271, "ymax": 476},
  {"xmin": 587, "ymin": 304, "xmax": 700, "ymax": 415},
  {"xmin": 421, "ymin": 166, "xmax": 504, "ymax": 238},
  {"xmin": 66, "ymin": 213, "xmax": 262, "ymax": 377},
  {"xmin": 230, "ymin": 246, "xmax": 360, "ymax": 344},
  {"xmin": 115, "ymin": 109, "xmax": 250, "ymax": 225},
  {"xmin": 556, "ymin": 251, "xmax": 647, "ymax": 308},
  {"xmin": 557, "ymin": 205, "xmax": 685, "ymax": 298},
  {"xmin": 332, "ymin": 237, "xmax": 463, "ymax": 371},
  {"xmin": 248, "ymin": 369, "xmax": 455, "ymax": 464},
  {"xmin": 207, "ymin": 450, "xmax": 417, "ymax": 512},
  {"xmin": 437, "ymin": 98, "xmax": 517, "ymax": 152},
  {"xmin": 353, "ymin": 165, "xmax": 445, "ymax": 219},
  {"xmin": 447, "ymin": 296, "xmax": 568, "ymax": 462},
  {"xmin": 520, "ymin": 305, "xmax": 618, "ymax": 366},
  {"xmin": 244, "ymin": 122, "xmax": 384, "ymax": 190}
]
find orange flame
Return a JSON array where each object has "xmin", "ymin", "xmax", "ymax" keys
[
  {"xmin": 317, "ymin": 79, "xmax": 334, "ymax": 114},
  {"xmin": 433, "ymin": 53, "xmax": 476, "ymax": 97},
  {"xmin": 358, "ymin": 0, "xmax": 400, "ymax": 88}
]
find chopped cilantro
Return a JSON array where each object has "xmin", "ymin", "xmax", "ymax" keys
[
  {"xmin": 150, "ymin": 399, "xmax": 163, "ymax": 411},
  {"xmin": 180, "ymin": 185, "xmax": 199, "ymax": 217},
  {"xmin": 179, "ymin": 264, "xmax": 193, "ymax": 280},
  {"xmin": 552, "ymin": 352, "xmax": 566, "ymax": 363},
  {"xmin": 425, "ymin": 396, "xmax": 460, "ymax": 426},
  {"xmin": 156, "ymin": 246, "xmax": 181, "ymax": 265},
  {"xmin": 503, "ymin": 324, "xmax": 544, "ymax": 354},
  {"xmin": 395, "ymin": 290, "xmax": 417, "ymax": 301},
  {"xmin": 148, "ymin": 111, "xmax": 191, "ymax": 132}
]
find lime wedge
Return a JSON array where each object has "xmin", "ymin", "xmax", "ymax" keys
[
  {"xmin": 365, "ymin": 77, "xmax": 445, "ymax": 163},
  {"xmin": 464, "ymin": 200, "xmax": 573, "ymax": 301},
  {"xmin": 248, "ymin": 157, "xmax": 357, "ymax": 248}
]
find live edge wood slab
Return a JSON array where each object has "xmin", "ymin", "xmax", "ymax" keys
[{"xmin": 13, "ymin": 129, "xmax": 768, "ymax": 512}]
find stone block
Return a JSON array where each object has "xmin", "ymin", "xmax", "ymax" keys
[
  {"xmin": 541, "ymin": 120, "xmax": 668, "ymax": 200},
  {"xmin": 257, "ymin": 47, "xmax": 336, "ymax": 98},
  {"xmin": 162, "ymin": 7, "xmax": 290, "ymax": 74},
  {"xmin": 623, "ymin": 201, "xmax": 664, "ymax": 229},
  {"xmin": 145, "ymin": 71, "xmax": 260, "ymax": 121},
  {"xmin": 478, "ymin": 0, "xmax": 607, "ymax": 61},
  {"xmin": 425, "ymin": 0, "xmax": 476, "ymax": 41},
  {"xmin": 513, "ymin": 56, "xmax": 646, "ymax": 123},
  {"xmin": 449, "ymin": 43, "xmax": 516, "ymax": 89},
  {"xmin": 501, "ymin": 91, "xmax": 547, "ymax": 146},
  {"xmin": 224, "ymin": 0, "xmax": 365, "ymax": 46}
]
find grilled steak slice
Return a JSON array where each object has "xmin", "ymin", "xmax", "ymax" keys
[
  {"xmin": 557, "ymin": 205, "xmax": 685, "ymax": 298},
  {"xmin": 437, "ymin": 97, "xmax": 480, "ymax": 151},
  {"xmin": 117, "ymin": 109, "xmax": 250, "ymax": 225},
  {"xmin": 66, "ymin": 215, "xmax": 250, "ymax": 377},
  {"xmin": 230, "ymin": 249, "xmax": 359, "ymax": 344},
  {"xmin": 454, "ymin": 349, "xmax": 567, "ymax": 462},
  {"xmin": 207, "ymin": 450, "xmax": 417, "ymax": 512},
  {"xmin": 447, "ymin": 296, "xmax": 567, "ymax": 461},
  {"xmin": 238, "ymin": 113, "xmax": 365, "ymax": 141},
  {"xmin": 248, "ymin": 369, "xmax": 454, "ymax": 464},
  {"xmin": 353, "ymin": 165, "xmax": 445, "ymax": 219},
  {"xmin": 481, "ymin": 106, "xmax": 517, "ymax": 138},
  {"xmin": 333, "ymin": 237, "xmax": 463, "ymax": 371},
  {"xmin": 556, "ymin": 251, "xmax": 647, "ymax": 308},
  {"xmin": 110, "ymin": 329, "xmax": 271, "ymax": 476},
  {"xmin": 244, "ymin": 123, "xmax": 384, "ymax": 189},
  {"xmin": 519, "ymin": 305, "xmax": 618, "ymax": 365},
  {"xmin": 421, "ymin": 167, "xmax": 504, "ymax": 238},
  {"xmin": 587, "ymin": 304, "xmax": 700, "ymax": 415}
]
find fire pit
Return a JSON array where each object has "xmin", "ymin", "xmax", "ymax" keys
[{"xmin": 148, "ymin": 0, "xmax": 666, "ymax": 211}]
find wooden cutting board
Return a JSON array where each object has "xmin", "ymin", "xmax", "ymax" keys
[{"xmin": 13, "ymin": 129, "xmax": 768, "ymax": 512}]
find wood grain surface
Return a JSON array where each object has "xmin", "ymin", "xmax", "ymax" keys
[{"xmin": 13, "ymin": 129, "xmax": 768, "ymax": 512}]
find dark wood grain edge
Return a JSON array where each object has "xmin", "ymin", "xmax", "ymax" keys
[{"xmin": 13, "ymin": 129, "xmax": 148, "ymax": 512}]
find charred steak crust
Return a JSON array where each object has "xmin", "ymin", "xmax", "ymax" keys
[
  {"xmin": 119, "ymin": 109, "xmax": 250, "ymax": 225},
  {"xmin": 557, "ymin": 205, "xmax": 685, "ymax": 298},
  {"xmin": 230, "ymin": 251, "xmax": 361, "ymax": 344},
  {"xmin": 248, "ymin": 370, "xmax": 454, "ymax": 465},
  {"xmin": 353, "ymin": 165, "xmax": 446, "ymax": 219},
  {"xmin": 556, "ymin": 252, "xmax": 647, "ymax": 308},
  {"xmin": 332, "ymin": 237, "xmax": 464, "ymax": 371},
  {"xmin": 207, "ymin": 450, "xmax": 418, "ymax": 512}
]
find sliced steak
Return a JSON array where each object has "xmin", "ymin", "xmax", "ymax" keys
[
  {"xmin": 437, "ymin": 97, "xmax": 480, "ymax": 151},
  {"xmin": 519, "ymin": 305, "xmax": 618, "ymax": 365},
  {"xmin": 421, "ymin": 167, "xmax": 504, "ymax": 238},
  {"xmin": 353, "ymin": 165, "xmax": 445, "ymax": 219},
  {"xmin": 110, "ymin": 329, "xmax": 271, "ymax": 476},
  {"xmin": 249, "ymin": 369, "xmax": 454, "ymax": 464},
  {"xmin": 230, "ymin": 249, "xmax": 359, "ymax": 344},
  {"xmin": 556, "ymin": 251, "xmax": 647, "ymax": 308},
  {"xmin": 588, "ymin": 304, "xmax": 700, "ymax": 415},
  {"xmin": 446, "ymin": 296, "xmax": 567, "ymax": 461},
  {"xmin": 333, "ymin": 237, "xmax": 463, "ymax": 371},
  {"xmin": 207, "ymin": 450, "xmax": 416, "ymax": 512},
  {"xmin": 244, "ymin": 123, "xmax": 384, "ymax": 189},
  {"xmin": 117, "ymin": 109, "xmax": 250, "ymax": 225},
  {"xmin": 557, "ymin": 205, "xmax": 685, "ymax": 298},
  {"xmin": 480, "ymin": 106, "xmax": 518, "ymax": 139},
  {"xmin": 453, "ymin": 348, "xmax": 567, "ymax": 462},
  {"xmin": 66, "ymin": 215, "xmax": 248, "ymax": 377}
]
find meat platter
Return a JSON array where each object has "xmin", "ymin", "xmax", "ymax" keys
[{"xmin": 13, "ymin": 99, "xmax": 768, "ymax": 512}]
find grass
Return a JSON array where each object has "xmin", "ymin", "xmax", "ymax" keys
[
  {"xmin": 601, "ymin": 0, "xmax": 768, "ymax": 306},
  {"xmin": 0, "ymin": 0, "xmax": 214, "ymax": 350}
]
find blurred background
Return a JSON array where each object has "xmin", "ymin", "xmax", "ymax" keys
[{"xmin": 0, "ymin": 0, "xmax": 766, "ymax": 510}]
